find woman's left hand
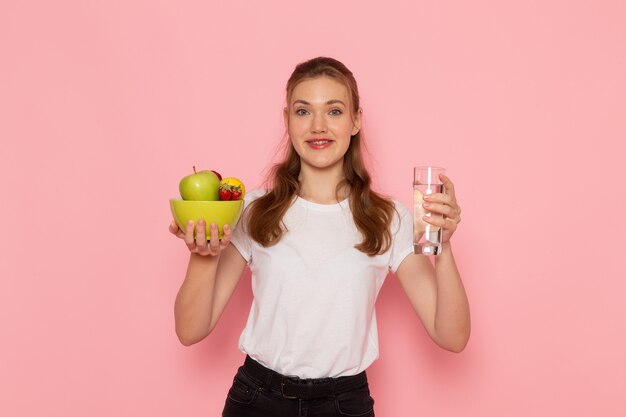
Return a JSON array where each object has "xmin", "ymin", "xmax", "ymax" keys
[{"xmin": 422, "ymin": 174, "xmax": 462, "ymax": 243}]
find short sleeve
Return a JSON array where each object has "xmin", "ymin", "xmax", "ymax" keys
[
  {"xmin": 229, "ymin": 189, "xmax": 266, "ymax": 263},
  {"xmin": 388, "ymin": 201, "xmax": 414, "ymax": 273}
]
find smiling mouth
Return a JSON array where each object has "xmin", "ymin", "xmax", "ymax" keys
[{"xmin": 306, "ymin": 139, "xmax": 333, "ymax": 146}]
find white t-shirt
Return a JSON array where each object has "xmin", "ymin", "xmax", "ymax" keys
[{"xmin": 230, "ymin": 189, "xmax": 414, "ymax": 378}]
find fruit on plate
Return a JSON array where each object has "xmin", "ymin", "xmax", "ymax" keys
[
  {"xmin": 179, "ymin": 166, "xmax": 221, "ymax": 201},
  {"xmin": 218, "ymin": 177, "xmax": 245, "ymax": 201}
]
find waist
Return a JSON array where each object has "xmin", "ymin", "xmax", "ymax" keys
[{"xmin": 241, "ymin": 355, "xmax": 369, "ymax": 400}]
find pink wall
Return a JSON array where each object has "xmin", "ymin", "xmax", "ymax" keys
[{"xmin": 2, "ymin": 1, "xmax": 625, "ymax": 416}]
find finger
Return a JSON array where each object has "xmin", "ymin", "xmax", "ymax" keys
[
  {"xmin": 169, "ymin": 221, "xmax": 185, "ymax": 239},
  {"xmin": 423, "ymin": 202, "xmax": 455, "ymax": 217},
  {"xmin": 184, "ymin": 220, "xmax": 196, "ymax": 250},
  {"xmin": 439, "ymin": 174, "xmax": 456, "ymax": 198},
  {"xmin": 423, "ymin": 192, "xmax": 455, "ymax": 205},
  {"xmin": 422, "ymin": 215, "xmax": 445, "ymax": 228},
  {"xmin": 423, "ymin": 215, "xmax": 458, "ymax": 231},
  {"xmin": 169, "ymin": 220, "xmax": 177, "ymax": 234},
  {"xmin": 220, "ymin": 224, "xmax": 232, "ymax": 248},
  {"xmin": 208, "ymin": 223, "xmax": 220, "ymax": 253},
  {"xmin": 195, "ymin": 219, "xmax": 208, "ymax": 252}
]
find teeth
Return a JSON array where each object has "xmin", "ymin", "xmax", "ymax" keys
[{"xmin": 310, "ymin": 140, "xmax": 330, "ymax": 145}]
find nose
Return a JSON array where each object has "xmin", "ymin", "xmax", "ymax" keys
[{"xmin": 310, "ymin": 112, "xmax": 327, "ymax": 133}]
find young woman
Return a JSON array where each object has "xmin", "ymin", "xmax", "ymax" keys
[{"xmin": 169, "ymin": 57, "xmax": 470, "ymax": 417}]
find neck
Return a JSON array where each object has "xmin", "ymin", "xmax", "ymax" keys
[{"xmin": 297, "ymin": 162, "xmax": 349, "ymax": 204}]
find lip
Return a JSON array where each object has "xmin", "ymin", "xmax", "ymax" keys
[
  {"xmin": 305, "ymin": 138, "xmax": 333, "ymax": 149},
  {"xmin": 306, "ymin": 138, "xmax": 332, "ymax": 142}
]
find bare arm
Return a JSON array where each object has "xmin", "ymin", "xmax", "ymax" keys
[
  {"xmin": 395, "ymin": 174, "xmax": 470, "ymax": 352},
  {"xmin": 396, "ymin": 244, "xmax": 470, "ymax": 352},
  {"xmin": 170, "ymin": 220, "xmax": 247, "ymax": 346}
]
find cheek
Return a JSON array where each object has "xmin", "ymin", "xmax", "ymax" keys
[
  {"xmin": 287, "ymin": 118, "xmax": 306, "ymax": 136},
  {"xmin": 337, "ymin": 122, "xmax": 355, "ymax": 137}
]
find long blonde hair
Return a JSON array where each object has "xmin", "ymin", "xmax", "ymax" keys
[{"xmin": 246, "ymin": 57, "xmax": 395, "ymax": 256}]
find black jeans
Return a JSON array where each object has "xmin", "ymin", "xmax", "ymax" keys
[{"xmin": 222, "ymin": 356, "xmax": 375, "ymax": 417}]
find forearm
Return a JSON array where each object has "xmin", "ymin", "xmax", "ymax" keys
[
  {"xmin": 433, "ymin": 242, "xmax": 471, "ymax": 352},
  {"xmin": 174, "ymin": 253, "xmax": 219, "ymax": 345}
]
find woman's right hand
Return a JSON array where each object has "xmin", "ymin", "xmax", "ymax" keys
[{"xmin": 169, "ymin": 219, "xmax": 232, "ymax": 257}]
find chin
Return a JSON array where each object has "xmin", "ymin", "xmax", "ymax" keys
[{"xmin": 304, "ymin": 158, "xmax": 343, "ymax": 170}]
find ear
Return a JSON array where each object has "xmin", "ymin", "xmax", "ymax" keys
[
  {"xmin": 283, "ymin": 107, "xmax": 289, "ymax": 129},
  {"xmin": 351, "ymin": 108, "xmax": 363, "ymax": 135}
]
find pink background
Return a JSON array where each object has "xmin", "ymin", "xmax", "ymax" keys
[{"xmin": 1, "ymin": 1, "xmax": 625, "ymax": 416}]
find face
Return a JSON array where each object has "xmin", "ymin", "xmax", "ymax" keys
[{"xmin": 284, "ymin": 76, "xmax": 362, "ymax": 173}]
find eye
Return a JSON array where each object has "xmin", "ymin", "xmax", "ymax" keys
[
  {"xmin": 329, "ymin": 108, "xmax": 343, "ymax": 116},
  {"xmin": 295, "ymin": 108, "xmax": 309, "ymax": 116}
]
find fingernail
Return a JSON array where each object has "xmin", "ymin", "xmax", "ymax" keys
[
  {"xmin": 423, "ymin": 194, "xmax": 430, "ymax": 200},
  {"xmin": 423, "ymin": 203, "xmax": 430, "ymax": 208},
  {"xmin": 198, "ymin": 219, "xmax": 204, "ymax": 225}
]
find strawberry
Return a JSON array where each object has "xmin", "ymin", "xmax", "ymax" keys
[
  {"xmin": 231, "ymin": 189, "xmax": 242, "ymax": 200},
  {"xmin": 218, "ymin": 184, "xmax": 232, "ymax": 201},
  {"xmin": 219, "ymin": 177, "xmax": 245, "ymax": 200}
]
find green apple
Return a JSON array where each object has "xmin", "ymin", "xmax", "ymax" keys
[{"xmin": 179, "ymin": 166, "xmax": 221, "ymax": 201}]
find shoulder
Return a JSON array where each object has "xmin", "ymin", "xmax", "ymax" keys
[
  {"xmin": 232, "ymin": 190, "xmax": 269, "ymax": 240},
  {"xmin": 387, "ymin": 199, "xmax": 412, "ymax": 234},
  {"xmin": 240, "ymin": 189, "xmax": 272, "ymax": 224},
  {"xmin": 390, "ymin": 199, "xmax": 411, "ymax": 217},
  {"xmin": 243, "ymin": 189, "xmax": 270, "ymax": 205}
]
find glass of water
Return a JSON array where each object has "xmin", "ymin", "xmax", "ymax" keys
[{"xmin": 413, "ymin": 166, "xmax": 446, "ymax": 255}]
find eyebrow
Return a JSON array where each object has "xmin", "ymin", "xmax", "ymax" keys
[{"xmin": 292, "ymin": 99, "xmax": 346, "ymax": 106}]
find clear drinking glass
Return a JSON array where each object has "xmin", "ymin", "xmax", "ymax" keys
[{"xmin": 413, "ymin": 166, "xmax": 445, "ymax": 255}]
